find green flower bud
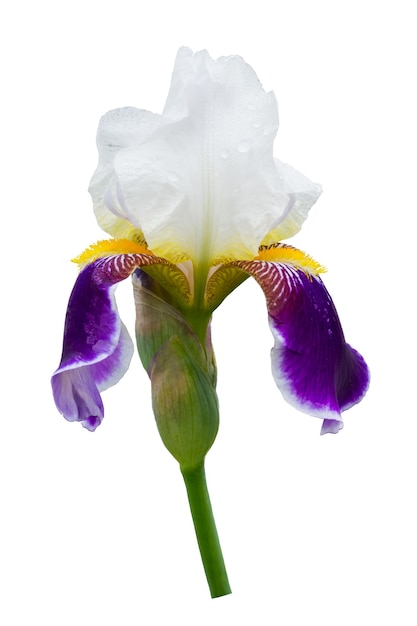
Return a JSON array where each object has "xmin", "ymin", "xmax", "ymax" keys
[
  {"xmin": 133, "ymin": 271, "xmax": 219, "ymax": 470},
  {"xmin": 150, "ymin": 335, "xmax": 219, "ymax": 471},
  {"xmin": 133, "ymin": 271, "xmax": 216, "ymax": 384}
]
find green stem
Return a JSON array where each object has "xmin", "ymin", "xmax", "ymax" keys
[{"xmin": 181, "ymin": 463, "xmax": 231, "ymax": 598}]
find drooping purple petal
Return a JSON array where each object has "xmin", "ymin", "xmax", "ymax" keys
[
  {"xmin": 232, "ymin": 259, "xmax": 369, "ymax": 433},
  {"xmin": 52, "ymin": 260, "xmax": 134, "ymax": 430},
  {"xmin": 52, "ymin": 251, "xmax": 188, "ymax": 429}
]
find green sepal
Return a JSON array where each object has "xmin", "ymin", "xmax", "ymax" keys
[{"xmin": 150, "ymin": 335, "xmax": 219, "ymax": 471}]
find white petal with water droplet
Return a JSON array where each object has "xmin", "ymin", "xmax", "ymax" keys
[{"xmin": 89, "ymin": 48, "xmax": 321, "ymax": 265}]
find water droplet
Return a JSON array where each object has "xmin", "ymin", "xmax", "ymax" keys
[
  {"xmin": 237, "ymin": 140, "xmax": 251, "ymax": 153},
  {"xmin": 220, "ymin": 149, "xmax": 230, "ymax": 159},
  {"xmin": 328, "ymin": 328, "xmax": 333, "ymax": 336}
]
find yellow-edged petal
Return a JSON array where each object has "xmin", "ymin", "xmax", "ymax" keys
[
  {"xmin": 72, "ymin": 239, "xmax": 153, "ymax": 269},
  {"xmin": 256, "ymin": 243, "xmax": 326, "ymax": 276}
]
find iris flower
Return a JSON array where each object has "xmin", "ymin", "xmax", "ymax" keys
[{"xmin": 52, "ymin": 48, "xmax": 369, "ymax": 597}]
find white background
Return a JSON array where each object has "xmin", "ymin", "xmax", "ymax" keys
[{"xmin": 1, "ymin": 1, "xmax": 416, "ymax": 624}]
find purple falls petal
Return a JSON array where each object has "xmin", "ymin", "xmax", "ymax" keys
[
  {"xmin": 233, "ymin": 260, "xmax": 369, "ymax": 433},
  {"xmin": 51, "ymin": 260, "xmax": 134, "ymax": 430}
]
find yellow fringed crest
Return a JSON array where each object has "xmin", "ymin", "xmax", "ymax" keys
[
  {"xmin": 72, "ymin": 239, "xmax": 154, "ymax": 268},
  {"xmin": 256, "ymin": 244, "xmax": 326, "ymax": 276}
]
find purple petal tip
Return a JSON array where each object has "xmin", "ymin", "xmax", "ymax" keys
[
  {"xmin": 82, "ymin": 414, "xmax": 103, "ymax": 432},
  {"xmin": 320, "ymin": 418, "xmax": 344, "ymax": 435}
]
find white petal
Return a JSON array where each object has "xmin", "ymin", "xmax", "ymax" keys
[
  {"xmin": 89, "ymin": 107, "xmax": 168, "ymax": 239},
  {"xmin": 261, "ymin": 159, "xmax": 322, "ymax": 244},
  {"xmin": 113, "ymin": 49, "xmax": 293, "ymax": 263},
  {"xmin": 89, "ymin": 49, "xmax": 321, "ymax": 265}
]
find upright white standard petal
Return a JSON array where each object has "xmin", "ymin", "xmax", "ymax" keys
[
  {"xmin": 261, "ymin": 159, "xmax": 322, "ymax": 245},
  {"xmin": 89, "ymin": 107, "xmax": 169, "ymax": 240},
  {"xmin": 89, "ymin": 48, "xmax": 321, "ymax": 266}
]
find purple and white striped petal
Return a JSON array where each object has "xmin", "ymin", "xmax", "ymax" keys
[
  {"xmin": 52, "ymin": 252, "xmax": 176, "ymax": 430},
  {"xmin": 232, "ymin": 259, "xmax": 369, "ymax": 433}
]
